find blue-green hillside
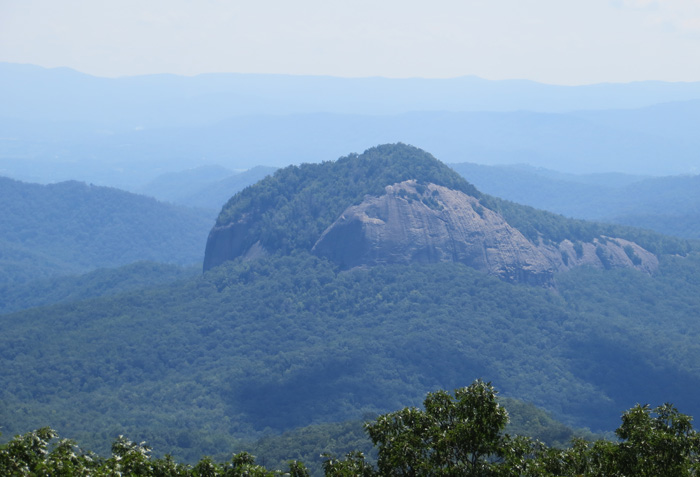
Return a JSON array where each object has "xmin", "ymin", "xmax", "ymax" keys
[
  {"xmin": 0, "ymin": 176, "xmax": 212, "ymax": 285},
  {"xmin": 2, "ymin": 251, "xmax": 700, "ymax": 461}
]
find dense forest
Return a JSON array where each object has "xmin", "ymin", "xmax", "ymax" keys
[
  {"xmin": 3, "ymin": 251, "xmax": 700, "ymax": 462},
  {"xmin": 0, "ymin": 261, "xmax": 198, "ymax": 315},
  {"xmin": 0, "ymin": 177, "xmax": 212, "ymax": 285},
  {"xmin": 2, "ymin": 144, "xmax": 700, "ymax": 472}
]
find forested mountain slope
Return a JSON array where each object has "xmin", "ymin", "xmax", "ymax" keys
[
  {"xmin": 0, "ymin": 261, "xmax": 197, "ymax": 314},
  {"xmin": 0, "ymin": 177, "xmax": 213, "ymax": 284},
  {"xmin": 2, "ymin": 252, "xmax": 699, "ymax": 462}
]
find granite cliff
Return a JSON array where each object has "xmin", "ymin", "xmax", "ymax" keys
[{"xmin": 312, "ymin": 180, "xmax": 657, "ymax": 286}]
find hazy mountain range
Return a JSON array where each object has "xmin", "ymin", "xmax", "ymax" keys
[
  {"xmin": 134, "ymin": 165, "xmax": 277, "ymax": 212},
  {"xmin": 2, "ymin": 62, "xmax": 700, "ymax": 188}
]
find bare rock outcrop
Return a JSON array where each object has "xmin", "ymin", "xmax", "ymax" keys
[
  {"xmin": 312, "ymin": 181, "xmax": 556, "ymax": 285},
  {"xmin": 203, "ymin": 219, "xmax": 268, "ymax": 271},
  {"xmin": 312, "ymin": 181, "xmax": 658, "ymax": 285},
  {"xmin": 541, "ymin": 237, "xmax": 658, "ymax": 274}
]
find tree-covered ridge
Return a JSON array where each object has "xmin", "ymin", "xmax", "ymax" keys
[
  {"xmin": 450, "ymin": 161, "xmax": 700, "ymax": 240},
  {"xmin": 0, "ymin": 176, "xmax": 213, "ymax": 285},
  {"xmin": 3, "ymin": 381, "xmax": 698, "ymax": 476},
  {"xmin": 211, "ymin": 144, "xmax": 693, "ymax": 263}
]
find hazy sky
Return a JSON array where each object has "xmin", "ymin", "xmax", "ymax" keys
[{"xmin": 1, "ymin": 0, "xmax": 700, "ymax": 84}]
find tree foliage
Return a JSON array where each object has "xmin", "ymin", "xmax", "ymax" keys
[
  {"xmin": 0, "ymin": 429, "xmax": 308, "ymax": 476},
  {"xmin": 366, "ymin": 380, "xmax": 509, "ymax": 476}
]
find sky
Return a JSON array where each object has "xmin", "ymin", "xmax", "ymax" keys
[{"xmin": 1, "ymin": 0, "xmax": 700, "ymax": 85}]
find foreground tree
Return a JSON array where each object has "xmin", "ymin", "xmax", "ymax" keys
[
  {"xmin": 365, "ymin": 379, "xmax": 517, "ymax": 476},
  {"xmin": 615, "ymin": 403, "xmax": 700, "ymax": 476},
  {"xmin": 536, "ymin": 403, "xmax": 700, "ymax": 477},
  {"xmin": 0, "ymin": 430, "xmax": 307, "ymax": 476}
]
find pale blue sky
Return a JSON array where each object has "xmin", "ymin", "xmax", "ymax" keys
[{"xmin": 1, "ymin": 0, "xmax": 700, "ymax": 84}]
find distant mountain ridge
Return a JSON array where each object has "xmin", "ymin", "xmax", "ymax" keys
[
  {"xmin": 449, "ymin": 162, "xmax": 700, "ymax": 240},
  {"xmin": 135, "ymin": 165, "xmax": 277, "ymax": 212},
  {"xmin": 5, "ymin": 62, "xmax": 700, "ymax": 126},
  {"xmin": 3, "ymin": 62, "xmax": 700, "ymax": 187}
]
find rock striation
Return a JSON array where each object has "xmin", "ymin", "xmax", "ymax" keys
[{"xmin": 311, "ymin": 181, "xmax": 658, "ymax": 286}]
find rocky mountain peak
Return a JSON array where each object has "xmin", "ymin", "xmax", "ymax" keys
[{"xmin": 203, "ymin": 145, "xmax": 663, "ymax": 285}]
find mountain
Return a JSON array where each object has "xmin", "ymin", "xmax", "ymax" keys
[
  {"xmin": 205, "ymin": 144, "xmax": 675, "ymax": 285},
  {"xmin": 205, "ymin": 144, "xmax": 482, "ymax": 267},
  {"xmin": 3, "ymin": 62, "xmax": 700, "ymax": 188},
  {"xmin": 0, "ymin": 176, "xmax": 213, "ymax": 284},
  {"xmin": 5, "ymin": 62, "xmax": 700, "ymax": 125},
  {"xmin": 136, "ymin": 165, "xmax": 277, "ymax": 212},
  {"xmin": 135, "ymin": 165, "xmax": 235, "ymax": 203},
  {"xmin": 4, "ymin": 106, "xmax": 700, "ymax": 187}
]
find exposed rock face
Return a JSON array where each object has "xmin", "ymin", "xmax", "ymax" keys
[
  {"xmin": 312, "ymin": 181, "xmax": 658, "ymax": 285},
  {"xmin": 203, "ymin": 219, "xmax": 267, "ymax": 271},
  {"xmin": 312, "ymin": 181, "xmax": 555, "ymax": 285},
  {"xmin": 542, "ymin": 237, "xmax": 658, "ymax": 275}
]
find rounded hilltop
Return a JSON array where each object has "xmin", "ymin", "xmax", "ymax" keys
[{"xmin": 205, "ymin": 143, "xmax": 479, "ymax": 267}]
